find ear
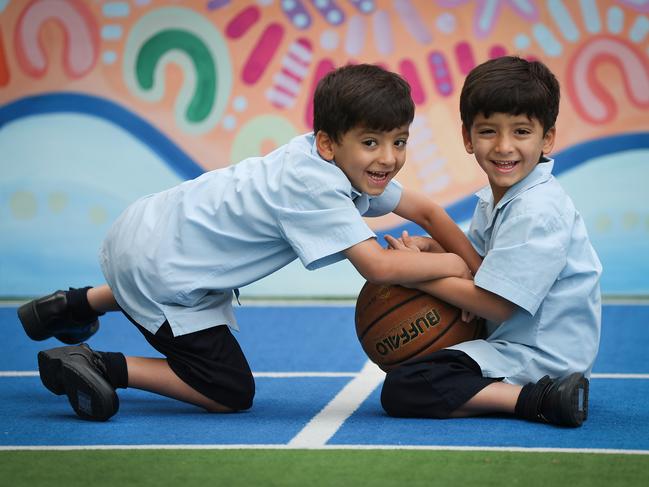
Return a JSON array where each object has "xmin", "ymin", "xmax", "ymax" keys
[
  {"xmin": 461, "ymin": 124, "xmax": 474, "ymax": 154},
  {"xmin": 542, "ymin": 126, "xmax": 556, "ymax": 155},
  {"xmin": 315, "ymin": 131, "xmax": 335, "ymax": 161}
]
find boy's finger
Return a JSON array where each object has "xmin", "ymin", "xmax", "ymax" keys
[
  {"xmin": 384, "ymin": 234, "xmax": 402, "ymax": 249},
  {"xmin": 401, "ymin": 230, "xmax": 420, "ymax": 251}
]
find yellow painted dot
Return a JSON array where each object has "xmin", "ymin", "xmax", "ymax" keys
[
  {"xmin": 48, "ymin": 192, "xmax": 68, "ymax": 214},
  {"xmin": 595, "ymin": 214, "xmax": 611, "ymax": 233},
  {"xmin": 622, "ymin": 212, "xmax": 638, "ymax": 230},
  {"xmin": 89, "ymin": 206, "xmax": 108, "ymax": 225},
  {"xmin": 9, "ymin": 191, "xmax": 37, "ymax": 220}
]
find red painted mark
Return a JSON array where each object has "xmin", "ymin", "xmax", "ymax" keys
[
  {"xmin": 398, "ymin": 58, "xmax": 425, "ymax": 105},
  {"xmin": 489, "ymin": 45, "xmax": 507, "ymax": 59},
  {"xmin": 455, "ymin": 41, "xmax": 475, "ymax": 75},
  {"xmin": 242, "ymin": 23, "xmax": 284, "ymax": 85},
  {"xmin": 305, "ymin": 58, "xmax": 336, "ymax": 129},
  {"xmin": 0, "ymin": 28, "xmax": 9, "ymax": 86},
  {"xmin": 226, "ymin": 5, "xmax": 260, "ymax": 39}
]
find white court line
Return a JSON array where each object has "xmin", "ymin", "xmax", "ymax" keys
[
  {"xmin": 2, "ymin": 298, "xmax": 647, "ymax": 307},
  {"xmin": 0, "ymin": 371, "xmax": 358, "ymax": 378},
  {"xmin": 288, "ymin": 360, "xmax": 385, "ymax": 448},
  {"xmin": 591, "ymin": 373, "xmax": 649, "ymax": 379},
  {"xmin": 3, "ymin": 371, "xmax": 649, "ymax": 380},
  {"xmin": 0, "ymin": 444, "xmax": 647, "ymax": 455}
]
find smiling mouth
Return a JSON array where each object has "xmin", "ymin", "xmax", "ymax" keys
[
  {"xmin": 491, "ymin": 160, "xmax": 518, "ymax": 173},
  {"xmin": 367, "ymin": 170, "xmax": 390, "ymax": 182}
]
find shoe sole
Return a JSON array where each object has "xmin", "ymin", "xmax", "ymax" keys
[
  {"xmin": 559, "ymin": 372, "xmax": 589, "ymax": 426},
  {"xmin": 55, "ymin": 321, "xmax": 100, "ymax": 345},
  {"xmin": 38, "ymin": 347, "xmax": 80, "ymax": 395},
  {"xmin": 61, "ymin": 361, "xmax": 119, "ymax": 422},
  {"xmin": 18, "ymin": 301, "xmax": 50, "ymax": 341}
]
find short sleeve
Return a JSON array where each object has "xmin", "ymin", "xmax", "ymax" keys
[
  {"xmin": 474, "ymin": 212, "xmax": 568, "ymax": 315},
  {"xmin": 278, "ymin": 164, "xmax": 375, "ymax": 270},
  {"xmin": 466, "ymin": 204, "xmax": 487, "ymax": 257}
]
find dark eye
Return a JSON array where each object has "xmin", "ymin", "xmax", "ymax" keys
[
  {"xmin": 395, "ymin": 139, "xmax": 407, "ymax": 148},
  {"xmin": 363, "ymin": 139, "xmax": 377, "ymax": 147}
]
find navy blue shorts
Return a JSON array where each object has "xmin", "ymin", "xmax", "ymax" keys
[
  {"xmin": 122, "ymin": 311, "xmax": 255, "ymax": 411},
  {"xmin": 380, "ymin": 349, "xmax": 498, "ymax": 418}
]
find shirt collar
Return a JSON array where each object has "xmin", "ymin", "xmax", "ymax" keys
[{"xmin": 475, "ymin": 157, "xmax": 554, "ymax": 210}]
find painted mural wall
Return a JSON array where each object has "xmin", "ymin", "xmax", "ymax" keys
[{"xmin": 1, "ymin": 0, "xmax": 648, "ymax": 298}]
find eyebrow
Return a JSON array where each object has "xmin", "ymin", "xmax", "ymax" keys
[
  {"xmin": 358, "ymin": 130, "xmax": 410, "ymax": 138},
  {"xmin": 473, "ymin": 119, "xmax": 536, "ymax": 128}
]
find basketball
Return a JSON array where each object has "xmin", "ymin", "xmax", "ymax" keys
[{"xmin": 355, "ymin": 281, "xmax": 485, "ymax": 371}]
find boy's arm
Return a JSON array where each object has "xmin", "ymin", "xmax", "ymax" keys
[
  {"xmin": 392, "ymin": 189, "xmax": 482, "ymax": 275},
  {"xmin": 386, "ymin": 233, "xmax": 515, "ymax": 322},
  {"xmin": 343, "ymin": 238, "xmax": 472, "ymax": 285},
  {"xmin": 413, "ymin": 277, "xmax": 516, "ymax": 323}
]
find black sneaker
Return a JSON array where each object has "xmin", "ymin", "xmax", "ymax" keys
[
  {"xmin": 518, "ymin": 373, "xmax": 589, "ymax": 427},
  {"xmin": 18, "ymin": 290, "xmax": 99, "ymax": 344},
  {"xmin": 539, "ymin": 373, "xmax": 589, "ymax": 426},
  {"xmin": 38, "ymin": 343, "xmax": 119, "ymax": 421}
]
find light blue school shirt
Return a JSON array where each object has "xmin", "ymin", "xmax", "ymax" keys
[
  {"xmin": 99, "ymin": 133, "xmax": 402, "ymax": 336},
  {"xmin": 449, "ymin": 159, "xmax": 602, "ymax": 384}
]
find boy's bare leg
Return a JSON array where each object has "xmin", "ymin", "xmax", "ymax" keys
[
  {"xmin": 450, "ymin": 382, "xmax": 522, "ymax": 417},
  {"xmin": 87, "ymin": 284, "xmax": 121, "ymax": 313},
  {"xmin": 85, "ymin": 286, "xmax": 231, "ymax": 411},
  {"xmin": 126, "ymin": 356, "xmax": 232, "ymax": 412}
]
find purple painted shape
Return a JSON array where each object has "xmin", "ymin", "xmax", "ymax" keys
[
  {"xmin": 428, "ymin": 50, "xmax": 453, "ymax": 97},
  {"xmin": 207, "ymin": 0, "xmax": 230, "ymax": 10}
]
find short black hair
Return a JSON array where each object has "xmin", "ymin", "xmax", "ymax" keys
[
  {"xmin": 313, "ymin": 64, "xmax": 415, "ymax": 143},
  {"xmin": 460, "ymin": 56, "xmax": 560, "ymax": 134}
]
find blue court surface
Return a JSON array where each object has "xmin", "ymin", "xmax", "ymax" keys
[{"xmin": 1, "ymin": 303, "xmax": 648, "ymax": 452}]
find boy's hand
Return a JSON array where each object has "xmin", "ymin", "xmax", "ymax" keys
[
  {"xmin": 385, "ymin": 231, "xmax": 420, "ymax": 252},
  {"xmin": 387, "ymin": 231, "xmax": 475, "ymax": 323},
  {"xmin": 385, "ymin": 232, "xmax": 446, "ymax": 253}
]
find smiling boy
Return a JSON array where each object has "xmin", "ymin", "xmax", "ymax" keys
[
  {"xmin": 382, "ymin": 56, "xmax": 602, "ymax": 427},
  {"xmin": 18, "ymin": 64, "xmax": 481, "ymax": 421}
]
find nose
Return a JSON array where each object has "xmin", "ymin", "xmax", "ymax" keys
[
  {"xmin": 378, "ymin": 144, "xmax": 398, "ymax": 165},
  {"xmin": 495, "ymin": 134, "xmax": 513, "ymax": 153}
]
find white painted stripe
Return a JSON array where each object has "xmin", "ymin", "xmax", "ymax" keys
[
  {"xmin": 0, "ymin": 371, "xmax": 39, "ymax": 377},
  {"xmin": 3, "ymin": 371, "xmax": 649, "ymax": 379},
  {"xmin": 591, "ymin": 373, "xmax": 649, "ymax": 379},
  {"xmin": 254, "ymin": 372, "xmax": 357, "ymax": 378},
  {"xmin": 1, "ymin": 298, "xmax": 646, "ymax": 307},
  {"xmin": 0, "ymin": 444, "xmax": 647, "ymax": 455},
  {"xmin": 0, "ymin": 371, "xmax": 358, "ymax": 378},
  {"xmin": 288, "ymin": 360, "xmax": 385, "ymax": 447}
]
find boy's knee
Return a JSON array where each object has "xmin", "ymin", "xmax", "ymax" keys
[
  {"xmin": 197, "ymin": 371, "xmax": 255, "ymax": 412},
  {"xmin": 381, "ymin": 366, "xmax": 415, "ymax": 417},
  {"xmin": 224, "ymin": 374, "xmax": 255, "ymax": 411},
  {"xmin": 380, "ymin": 363, "xmax": 451, "ymax": 419}
]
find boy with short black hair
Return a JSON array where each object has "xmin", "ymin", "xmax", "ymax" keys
[
  {"xmin": 382, "ymin": 56, "xmax": 602, "ymax": 427},
  {"xmin": 19, "ymin": 63, "xmax": 481, "ymax": 421}
]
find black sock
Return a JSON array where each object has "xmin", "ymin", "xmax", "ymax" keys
[
  {"xmin": 66, "ymin": 286, "xmax": 103, "ymax": 321},
  {"xmin": 98, "ymin": 351, "xmax": 129, "ymax": 389},
  {"xmin": 515, "ymin": 376, "xmax": 553, "ymax": 422},
  {"xmin": 514, "ymin": 382, "xmax": 535, "ymax": 418}
]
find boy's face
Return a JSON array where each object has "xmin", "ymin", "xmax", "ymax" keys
[
  {"xmin": 316, "ymin": 125, "xmax": 409, "ymax": 196},
  {"xmin": 462, "ymin": 112, "xmax": 555, "ymax": 204}
]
